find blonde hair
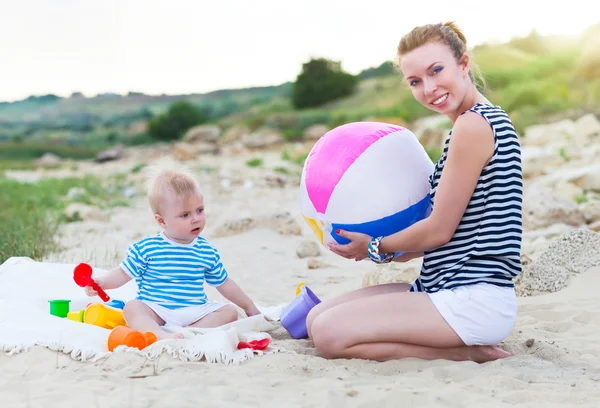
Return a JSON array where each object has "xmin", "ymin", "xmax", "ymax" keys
[
  {"xmin": 396, "ymin": 21, "xmax": 486, "ymax": 90},
  {"xmin": 144, "ymin": 158, "xmax": 200, "ymax": 214}
]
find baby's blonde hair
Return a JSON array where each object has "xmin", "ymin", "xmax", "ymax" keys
[{"xmin": 144, "ymin": 158, "xmax": 200, "ymax": 214}]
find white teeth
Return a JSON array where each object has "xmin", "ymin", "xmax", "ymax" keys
[{"xmin": 433, "ymin": 94, "xmax": 448, "ymax": 105}]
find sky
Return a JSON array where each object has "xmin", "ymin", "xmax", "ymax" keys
[{"xmin": 0, "ymin": 0, "xmax": 596, "ymax": 102}]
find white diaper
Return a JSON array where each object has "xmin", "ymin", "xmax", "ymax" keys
[
  {"xmin": 428, "ymin": 282, "xmax": 517, "ymax": 346},
  {"xmin": 141, "ymin": 301, "xmax": 228, "ymax": 327}
]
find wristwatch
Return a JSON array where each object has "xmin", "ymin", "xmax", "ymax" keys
[{"xmin": 367, "ymin": 236, "xmax": 395, "ymax": 264}]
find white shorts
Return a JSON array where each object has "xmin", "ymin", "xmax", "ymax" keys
[
  {"xmin": 428, "ymin": 283, "xmax": 517, "ymax": 346},
  {"xmin": 141, "ymin": 301, "xmax": 229, "ymax": 327}
]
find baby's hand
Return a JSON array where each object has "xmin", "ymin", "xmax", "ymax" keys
[
  {"xmin": 244, "ymin": 304, "xmax": 259, "ymax": 316},
  {"xmin": 84, "ymin": 277, "xmax": 104, "ymax": 297}
]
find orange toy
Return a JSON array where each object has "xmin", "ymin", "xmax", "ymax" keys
[
  {"xmin": 107, "ymin": 326, "xmax": 158, "ymax": 352},
  {"xmin": 84, "ymin": 303, "xmax": 127, "ymax": 329}
]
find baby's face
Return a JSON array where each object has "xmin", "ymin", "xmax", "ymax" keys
[{"xmin": 158, "ymin": 190, "xmax": 206, "ymax": 244}]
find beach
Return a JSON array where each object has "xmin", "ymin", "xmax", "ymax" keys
[{"xmin": 2, "ymin": 132, "xmax": 600, "ymax": 407}]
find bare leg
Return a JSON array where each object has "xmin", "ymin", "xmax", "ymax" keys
[
  {"xmin": 306, "ymin": 283, "xmax": 410, "ymax": 338},
  {"xmin": 340, "ymin": 342, "xmax": 511, "ymax": 363},
  {"xmin": 123, "ymin": 300, "xmax": 183, "ymax": 339},
  {"xmin": 310, "ymin": 291, "xmax": 512, "ymax": 363},
  {"xmin": 187, "ymin": 304, "xmax": 239, "ymax": 329}
]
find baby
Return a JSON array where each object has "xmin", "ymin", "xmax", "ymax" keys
[{"xmin": 84, "ymin": 159, "xmax": 261, "ymax": 339}]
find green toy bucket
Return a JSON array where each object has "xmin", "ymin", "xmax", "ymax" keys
[{"xmin": 48, "ymin": 299, "xmax": 71, "ymax": 317}]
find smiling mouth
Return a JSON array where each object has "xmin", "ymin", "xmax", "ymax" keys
[{"xmin": 432, "ymin": 93, "xmax": 449, "ymax": 105}]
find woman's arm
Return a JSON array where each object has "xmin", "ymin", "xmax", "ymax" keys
[
  {"xmin": 379, "ymin": 112, "xmax": 494, "ymax": 254},
  {"xmin": 329, "ymin": 112, "xmax": 494, "ymax": 259},
  {"xmin": 392, "ymin": 252, "xmax": 424, "ymax": 262}
]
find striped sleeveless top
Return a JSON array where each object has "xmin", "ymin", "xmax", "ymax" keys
[{"xmin": 411, "ymin": 103, "xmax": 523, "ymax": 293}]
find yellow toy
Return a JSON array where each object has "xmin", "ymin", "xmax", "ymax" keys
[
  {"xmin": 83, "ymin": 303, "xmax": 127, "ymax": 329},
  {"xmin": 67, "ymin": 310, "xmax": 85, "ymax": 322},
  {"xmin": 295, "ymin": 282, "xmax": 305, "ymax": 296}
]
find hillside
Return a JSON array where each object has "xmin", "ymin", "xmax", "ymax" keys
[{"xmin": 1, "ymin": 24, "xmax": 599, "ymax": 156}]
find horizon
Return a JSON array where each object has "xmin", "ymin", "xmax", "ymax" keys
[{"xmin": 0, "ymin": 0, "xmax": 597, "ymax": 103}]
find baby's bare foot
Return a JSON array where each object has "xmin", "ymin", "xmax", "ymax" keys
[{"xmin": 157, "ymin": 329, "xmax": 184, "ymax": 340}]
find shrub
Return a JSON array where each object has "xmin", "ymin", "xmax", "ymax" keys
[
  {"xmin": 148, "ymin": 100, "xmax": 207, "ymax": 141},
  {"xmin": 292, "ymin": 58, "xmax": 358, "ymax": 109}
]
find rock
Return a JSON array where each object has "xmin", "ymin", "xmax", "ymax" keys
[
  {"xmin": 213, "ymin": 217, "xmax": 255, "ymax": 237},
  {"xmin": 196, "ymin": 142, "xmax": 220, "ymax": 155},
  {"xmin": 573, "ymin": 113, "xmax": 600, "ymax": 145},
  {"xmin": 296, "ymin": 240, "xmax": 321, "ymax": 258},
  {"xmin": 218, "ymin": 126, "xmax": 250, "ymax": 146},
  {"xmin": 412, "ymin": 115, "xmax": 452, "ymax": 151},
  {"xmin": 361, "ymin": 260, "xmax": 421, "ymax": 288},
  {"xmin": 182, "ymin": 125, "xmax": 220, "ymax": 143},
  {"xmin": 307, "ymin": 258, "xmax": 333, "ymax": 269},
  {"xmin": 523, "ymin": 119, "xmax": 574, "ymax": 148},
  {"xmin": 64, "ymin": 203, "xmax": 107, "ymax": 222},
  {"xmin": 35, "ymin": 153, "xmax": 61, "ymax": 167},
  {"xmin": 514, "ymin": 229, "xmax": 600, "ymax": 296},
  {"xmin": 588, "ymin": 220, "xmax": 600, "ymax": 232},
  {"xmin": 213, "ymin": 212, "xmax": 302, "ymax": 237},
  {"xmin": 550, "ymin": 179, "xmax": 585, "ymax": 203},
  {"xmin": 520, "ymin": 146, "xmax": 566, "ymax": 179},
  {"xmin": 565, "ymin": 165, "xmax": 600, "ymax": 191},
  {"xmin": 220, "ymin": 142, "xmax": 250, "ymax": 156},
  {"xmin": 540, "ymin": 164, "xmax": 600, "ymax": 192},
  {"xmin": 523, "ymin": 223, "xmax": 578, "ymax": 241},
  {"xmin": 243, "ymin": 128, "xmax": 284, "ymax": 148},
  {"xmin": 172, "ymin": 142, "xmax": 197, "ymax": 161},
  {"xmin": 173, "ymin": 140, "xmax": 220, "ymax": 160},
  {"xmin": 262, "ymin": 212, "xmax": 302, "ymax": 236},
  {"xmin": 303, "ymin": 124, "xmax": 329, "ymax": 140},
  {"xmin": 264, "ymin": 174, "xmax": 287, "ymax": 188},
  {"xmin": 522, "ymin": 183, "xmax": 586, "ymax": 230},
  {"xmin": 95, "ymin": 145, "xmax": 124, "ymax": 163},
  {"xmin": 580, "ymin": 200, "xmax": 600, "ymax": 224},
  {"xmin": 525, "ymin": 338, "xmax": 535, "ymax": 348}
]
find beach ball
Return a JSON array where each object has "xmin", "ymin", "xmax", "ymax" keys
[{"xmin": 300, "ymin": 122, "xmax": 434, "ymax": 247}]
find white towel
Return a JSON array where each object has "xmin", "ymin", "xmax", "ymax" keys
[{"xmin": 0, "ymin": 257, "xmax": 289, "ymax": 364}]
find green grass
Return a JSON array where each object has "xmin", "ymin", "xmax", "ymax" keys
[
  {"xmin": 245, "ymin": 158, "xmax": 263, "ymax": 167},
  {"xmin": 0, "ymin": 174, "xmax": 133, "ymax": 264},
  {"xmin": 0, "ymin": 141, "xmax": 102, "ymax": 161}
]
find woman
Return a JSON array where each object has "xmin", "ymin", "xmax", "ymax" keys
[{"xmin": 306, "ymin": 22, "xmax": 523, "ymax": 363}]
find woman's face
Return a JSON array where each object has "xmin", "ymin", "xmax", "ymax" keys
[{"xmin": 400, "ymin": 41, "xmax": 470, "ymax": 115}]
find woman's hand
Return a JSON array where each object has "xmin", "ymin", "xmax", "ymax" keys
[{"xmin": 327, "ymin": 230, "xmax": 371, "ymax": 261}]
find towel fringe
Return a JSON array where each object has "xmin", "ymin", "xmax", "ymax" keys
[{"xmin": 2, "ymin": 340, "xmax": 290, "ymax": 365}]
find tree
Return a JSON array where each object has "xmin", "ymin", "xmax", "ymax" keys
[
  {"xmin": 292, "ymin": 58, "xmax": 358, "ymax": 109},
  {"xmin": 147, "ymin": 100, "xmax": 207, "ymax": 141},
  {"xmin": 358, "ymin": 61, "xmax": 395, "ymax": 80}
]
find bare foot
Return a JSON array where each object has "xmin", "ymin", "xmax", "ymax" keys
[
  {"xmin": 157, "ymin": 329, "xmax": 184, "ymax": 340},
  {"xmin": 468, "ymin": 345, "xmax": 512, "ymax": 363}
]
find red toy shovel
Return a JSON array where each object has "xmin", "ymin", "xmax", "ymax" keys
[{"xmin": 73, "ymin": 263, "xmax": 110, "ymax": 302}]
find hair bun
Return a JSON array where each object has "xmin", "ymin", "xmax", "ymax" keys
[{"xmin": 443, "ymin": 21, "xmax": 467, "ymax": 45}]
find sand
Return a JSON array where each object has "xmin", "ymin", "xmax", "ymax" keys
[{"xmin": 2, "ymin": 151, "xmax": 600, "ymax": 408}]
